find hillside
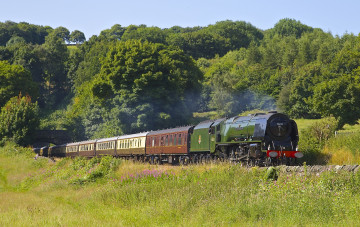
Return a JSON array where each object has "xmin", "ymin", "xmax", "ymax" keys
[{"xmin": 1, "ymin": 19, "xmax": 360, "ymax": 145}]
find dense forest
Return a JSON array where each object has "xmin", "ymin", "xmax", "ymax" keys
[{"xmin": 1, "ymin": 19, "xmax": 360, "ymax": 145}]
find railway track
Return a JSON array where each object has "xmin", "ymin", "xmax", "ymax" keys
[{"xmin": 36, "ymin": 155, "xmax": 359, "ymax": 174}]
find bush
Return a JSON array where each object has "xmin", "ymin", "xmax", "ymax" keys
[
  {"xmin": 0, "ymin": 95, "xmax": 39, "ymax": 146},
  {"xmin": 299, "ymin": 117, "xmax": 338, "ymax": 164}
]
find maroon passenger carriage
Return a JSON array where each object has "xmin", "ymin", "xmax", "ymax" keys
[{"xmin": 145, "ymin": 126, "xmax": 194, "ymax": 164}]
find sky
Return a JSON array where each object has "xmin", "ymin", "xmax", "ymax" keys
[{"xmin": 1, "ymin": 0, "xmax": 359, "ymax": 40}]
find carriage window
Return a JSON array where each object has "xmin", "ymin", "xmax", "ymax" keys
[
  {"xmin": 169, "ymin": 135, "xmax": 173, "ymax": 146},
  {"xmin": 165, "ymin": 135, "xmax": 168, "ymax": 146},
  {"xmin": 178, "ymin": 134, "xmax": 182, "ymax": 145},
  {"xmin": 152, "ymin": 137, "xmax": 155, "ymax": 147},
  {"xmin": 174, "ymin": 135, "xmax": 177, "ymax": 145}
]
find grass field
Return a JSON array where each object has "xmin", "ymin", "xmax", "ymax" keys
[
  {"xmin": 294, "ymin": 118, "xmax": 360, "ymax": 164},
  {"xmin": 1, "ymin": 143, "xmax": 360, "ymax": 226}
]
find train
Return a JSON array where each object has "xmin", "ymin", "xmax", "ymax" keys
[{"xmin": 34, "ymin": 111, "xmax": 303, "ymax": 166}]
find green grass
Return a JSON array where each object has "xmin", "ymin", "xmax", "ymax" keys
[
  {"xmin": 295, "ymin": 118, "xmax": 360, "ymax": 165},
  {"xmin": 295, "ymin": 118, "xmax": 322, "ymax": 133},
  {"xmin": 1, "ymin": 144, "xmax": 360, "ymax": 226}
]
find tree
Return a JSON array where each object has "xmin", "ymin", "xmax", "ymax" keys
[
  {"xmin": 270, "ymin": 18, "xmax": 313, "ymax": 38},
  {"xmin": 99, "ymin": 24, "xmax": 126, "ymax": 40},
  {"xmin": 206, "ymin": 20, "xmax": 264, "ymax": 50},
  {"xmin": 6, "ymin": 36, "xmax": 26, "ymax": 46},
  {"xmin": 0, "ymin": 21, "xmax": 51, "ymax": 46},
  {"xmin": 0, "ymin": 95, "xmax": 39, "ymax": 145},
  {"xmin": 52, "ymin": 26, "xmax": 70, "ymax": 43},
  {"xmin": 70, "ymin": 30, "xmax": 86, "ymax": 44},
  {"xmin": 167, "ymin": 31, "xmax": 229, "ymax": 59},
  {"xmin": 78, "ymin": 40, "xmax": 203, "ymax": 134},
  {"xmin": 68, "ymin": 38, "xmax": 113, "ymax": 91},
  {"xmin": 312, "ymin": 74, "xmax": 360, "ymax": 127},
  {"xmin": 42, "ymin": 33, "xmax": 69, "ymax": 107},
  {"xmin": 0, "ymin": 60, "xmax": 38, "ymax": 107},
  {"xmin": 121, "ymin": 26, "xmax": 167, "ymax": 44}
]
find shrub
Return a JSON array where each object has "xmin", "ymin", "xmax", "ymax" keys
[
  {"xmin": 0, "ymin": 95, "xmax": 39, "ymax": 146},
  {"xmin": 299, "ymin": 117, "xmax": 338, "ymax": 164}
]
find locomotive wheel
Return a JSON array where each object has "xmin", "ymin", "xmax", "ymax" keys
[
  {"xmin": 205, "ymin": 155, "xmax": 211, "ymax": 164},
  {"xmin": 212, "ymin": 156, "xmax": 219, "ymax": 164},
  {"xmin": 191, "ymin": 154, "xmax": 198, "ymax": 164},
  {"xmin": 264, "ymin": 157, "xmax": 272, "ymax": 167},
  {"xmin": 200, "ymin": 155, "xmax": 206, "ymax": 165},
  {"xmin": 247, "ymin": 158, "xmax": 255, "ymax": 167},
  {"xmin": 219, "ymin": 153, "xmax": 228, "ymax": 162},
  {"xmin": 179, "ymin": 156, "xmax": 189, "ymax": 166}
]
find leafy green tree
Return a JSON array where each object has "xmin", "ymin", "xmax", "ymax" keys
[
  {"xmin": 204, "ymin": 52, "xmax": 249, "ymax": 116},
  {"xmin": 0, "ymin": 95, "xmax": 39, "ymax": 145},
  {"xmin": 42, "ymin": 32, "xmax": 69, "ymax": 107},
  {"xmin": 0, "ymin": 24, "xmax": 11, "ymax": 46},
  {"xmin": 167, "ymin": 31, "xmax": 228, "ymax": 59},
  {"xmin": 0, "ymin": 46, "xmax": 12, "ymax": 61},
  {"xmin": 312, "ymin": 74, "xmax": 360, "ymax": 127},
  {"xmin": 206, "ymin": 20, "xmax": 264, "ymax": 50},
  {"xmin": 285, "ymin": 63, "xmax": 323, "ymax": 118},
  {"xmin": 0, "ymin": 60, "xmax": 38, "ymax": 107},
  {"xmin": 68, "ymin": 38, "xmax": 113, "ymax": 91},
  {"xmin": 52, "ymin": 26, "xmax": 70, "ymax": 43},
  {"xmin": 121, "ymin": 26, "xmax": 167, "ymax": 44},
  {"xmin": 246, "ymin": 42, "xmax": 262, "ymax": 65},
  {"xmin": 281, "ymin": 36, "xmax": 298, "ymax": 66},
  {"xmin": 99, "ymin": 24, "xmax": 126, "ymax": 40},
  {"xmin": 0, "ymin": 21, "xmax": 51, "ymax": 46},
  {"xmin": 70, "ymin": 30, "xmax": 86, "ymax": 44},
  {"xmin": 330, "ymin": 37, "xmax": 360, "ymax": 74},
  {"xmin": 270, "ymin": 18, "xmax": 313, "ymax": 38},
  {"xmin": 78, "ymin": 40, "xmax": 203, "ymax": 134},
  {"xmin": 260, "ymin": 35, "xmax": 284, "ymax": 69},
  {"xmin": 6, "ymin": 36, "xmax": 26, "ymax": 46}
]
